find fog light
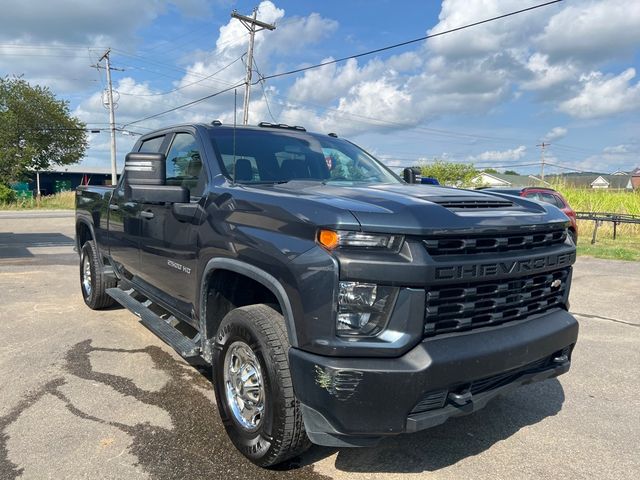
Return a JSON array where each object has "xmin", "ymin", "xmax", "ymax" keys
[
  {"xmin": 336, "ymin": 282, "xmax": 398, "ymax": 337},
  {"xmin": 337, "ymin": 312, "xmax": 371, "ymax": 330}
]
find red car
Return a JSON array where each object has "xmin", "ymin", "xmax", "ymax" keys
[{"xmin": 482, "ymin": 187, "xmax": 578, "ymax": 244}]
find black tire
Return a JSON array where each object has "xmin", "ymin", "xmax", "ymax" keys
[
  {"xmin": 80, "ymin": 240, "xmax": 115, "ymax": 310},
  {"xmin": 212, "ymin": 304, "xmax": 310, "ymax": 467}
]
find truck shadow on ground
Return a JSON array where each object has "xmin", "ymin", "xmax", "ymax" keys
[
  {"xmin": 0, "ymin": 232, "xmax": 76, "ymax": 265},
  {"xmin": 326, "ymin": 378, "xmax": 565, "ymax": 473},
  {"xmin": 0, "ymin": 339, "xmax": 565, "ymax": 479}
]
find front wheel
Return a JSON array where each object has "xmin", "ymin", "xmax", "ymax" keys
[{"xmin": 212, "ymin": 304, "xmax": 310, "ymax": 467}]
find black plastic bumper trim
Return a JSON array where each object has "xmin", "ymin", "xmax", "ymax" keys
[{"xmin": 290, "ymin": 308, "xmax": 578, "ymax": 439}]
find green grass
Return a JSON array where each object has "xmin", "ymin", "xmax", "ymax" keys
[
  {"xmin": 575, "ymin": 219, "xmax": 640, "ymax": 262},
  {"xmin": 554, "ymin": 185, "xmax": 640, "ymax": 215},
  {"xmin": 576, "ymin": 232, "xmax": 640, "ymax": 261},
  {"xmin": 548, "ymin": 185, "xmax": 640, "ymax": 261},
  {"xmin": 0, "ymin": 191, "xmax": 75, "ymax": 210}
]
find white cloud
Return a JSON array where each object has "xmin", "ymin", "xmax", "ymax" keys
[
  {"xmin": 426, "ymin": 0, "xmax": 549, "ymax": 59},
  {"xmin": 521, "ymin": 53, "xmax": 578, "ymax": 92},
  {"xmin": 543, "ymin": 127, "xmax": 567, "ymax": 142},
  {"xmin": 559, "ymin": 68, "xmax": 640, "ymax": 119},
  {"xmin": 537, "ymin": 0, "xmax": 640, "ymax": 62},
  {"xmin": 603, "ymin": 144, "xmax": 630, "ymax": 154},
  {"xmin": 470, "ymin": 146, "xmax": 527, "ymax": 162}
]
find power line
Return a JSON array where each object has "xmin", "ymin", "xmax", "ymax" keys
[
  {"xmin": 259, "ymin": 0, "xmax": 563, "ymax": 82},
  {"xmin": 118, "ymin": 55, "xmax": 243, "ymax": 97},
  {"xmin": 123, "ymin": 82, "xmax": 244, "ymax": 127},
  {"xmin": 110, "ymin": 48, "xmax": 238, "ymax": 88},
  {"xmin": 253, "ymin": 57, "xmax": 278, "ymax": 123},
  {"xmin": 122, "ymin": 1, "xmax": 562, "ymax": 131}
]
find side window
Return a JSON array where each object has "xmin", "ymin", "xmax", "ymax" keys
[
  {"xmin": 538, "ymin": 192, "xmax": 559, "ymax": 206},
  {"xmin": 525, "ymin": 192, "xmax": 541, "ymax": 201},
  {"xmin": 553, "ymin": 195, "xmax": 566, "ymax": 208},
  {"xmin": 138, "ymin": 136, "xmax": 165, "ymax": 153},
  {"xmin": 165, "ymin": 133, "xmax": 204, "ymax": 196}
]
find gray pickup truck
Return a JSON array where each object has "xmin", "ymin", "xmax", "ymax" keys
[{"xmin": 75, "ymin": 121, "xmax": 578, "ymax": 466}]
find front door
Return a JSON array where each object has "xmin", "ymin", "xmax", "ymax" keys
[
  {"xmin": 107, "ymin": 184, "xmax": 142, "ymax": 277},
  {"xmin": 107, "ymin": 134, "xmax": 169, "ymax": 278},
  {"xmin": 137, "ymin": 131, "xmax": 206, "ymax": 315}
]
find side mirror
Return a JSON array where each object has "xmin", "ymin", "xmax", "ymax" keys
[
  {"xmin": 124, "ymin": 152, "xmax": 166, "ymax": 187},
  {"xmin": 403, "ymin": 167, "xmax": 422, "ymax": 184},
  {"xmin": 123, "ymin": 152, "xmax": 189, "ymax": 204},
  {"xmin": 128, "ymin": 185, "xmax": 189, "ymax": 204}
]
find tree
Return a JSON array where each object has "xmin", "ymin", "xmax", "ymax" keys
[
  {"xmin": 483, "ymin": 168, "xmax": 498, "ymax": 174},
  {"xmin": 0, "ymin": 76, "xmax": 87, "ymax": 185},
  {"xmin": 419, "ymin": 160, "xmax": 480, "ymax": 187},
  {"xmin": 504, "ymin": 170, "xmax": 519, "ymax": 175}
]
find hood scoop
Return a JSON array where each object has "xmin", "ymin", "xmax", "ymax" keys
[{"xmin": 428, "ymin": 196, "xmax": 514, "ymax": 210}]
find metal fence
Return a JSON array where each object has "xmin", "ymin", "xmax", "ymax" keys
[{"xmin": 575, "ymin": 211, "xmax": 640, "ymax": 244}]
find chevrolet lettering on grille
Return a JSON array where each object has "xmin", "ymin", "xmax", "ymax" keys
[{"xmin": 434, "ymin": 252, "xmax": 575, "ymax": 281}]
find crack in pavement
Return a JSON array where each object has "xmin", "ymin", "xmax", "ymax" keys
[
  {"xmin": 572, "ymin": 312, "xmax": 639, "ymax": 327},
  {"xmin": 0, "ymin": 340, "xmax": 330, "ymax": 480}
]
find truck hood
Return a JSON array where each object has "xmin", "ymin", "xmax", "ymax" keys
[{"xmin": 265, "ymin": 182, "xmax": 569, "ymax": 235}]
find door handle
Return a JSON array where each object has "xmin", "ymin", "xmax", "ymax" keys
[
  {"xmin": 108, "ymin": 204, "xmax": 119, "ymax": 211},
  {"xmin": 140, "ymin": 210, "xmax": 154, "ymax": 219}
]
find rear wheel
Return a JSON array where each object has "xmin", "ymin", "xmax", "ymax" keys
[
  {"xmin": 212, "ymin": 304, "xmax": 310, "ymax": 467},
  {"xmin": 80, "ymin": 240, "xmax": 115, "ymax": 310}
]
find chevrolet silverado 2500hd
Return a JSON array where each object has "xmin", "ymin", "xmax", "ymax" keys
[{"xmin": 75, "ymin": 121, "xmax": 578, "ymax": 467}]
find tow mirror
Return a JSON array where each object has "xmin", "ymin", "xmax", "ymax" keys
[
  {"xmin": 403, "ymin": 167, "xmax": 422, "ymax": 184},
  {"xmin": 123, "ymin": 152, "xmax": 189, "ymax": 203},
  {"xmin": 124, "ymin": 152, "xmax": 166, "ymax": 187}
]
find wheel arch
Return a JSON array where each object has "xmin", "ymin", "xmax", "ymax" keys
[
  {"xmin": 199, "ymin": 258, "xmax": 298, "ymax": 358},
  {"xmin": 75, "ymin": 218, "xmax": 95, "ymax": 252}
]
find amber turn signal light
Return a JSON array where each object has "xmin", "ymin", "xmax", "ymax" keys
[{"xmin": 318, "ymin": 229, "xmax": 340, "ymax": 249}]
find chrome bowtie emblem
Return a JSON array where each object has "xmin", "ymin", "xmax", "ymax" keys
[{"xmin": 551, "ymin": 279, "xmax": 562, "ymax": 288}]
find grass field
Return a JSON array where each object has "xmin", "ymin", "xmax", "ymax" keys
[
  {"xmin": 0, "ymin": 191, "xmax": 75, "ymax": 210},
  {"xmin": 553, "ymin": 185, "xmax": 640, "ymax": 261}
]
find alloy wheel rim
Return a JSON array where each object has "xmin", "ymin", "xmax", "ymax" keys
[
  {"xmin": 223, "ymin": 341, "xmax": 265, "ymax": 431},
  {"xmin": 81, "ymin": 254, "xmax": 92, "ymax": 297}
]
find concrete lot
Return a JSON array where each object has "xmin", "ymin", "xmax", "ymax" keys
[{"xmin": 1, "ymin": 210, "xmax": 638, "ymax": 480}]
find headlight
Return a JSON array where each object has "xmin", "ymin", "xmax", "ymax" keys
[
  {"xmin": 336, "ymin": 281, "xmax": 398, "ymax": 337},
  {"xmin": 318, "ymin": 229, "xmax": 404, "ymax": 251}
]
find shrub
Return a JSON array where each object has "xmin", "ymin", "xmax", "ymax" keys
[{"xmin": 0, "ymin": 183, "xmax": 16, "ymax": 204}]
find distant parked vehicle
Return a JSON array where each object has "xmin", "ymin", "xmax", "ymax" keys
[{"xmin": 480, "ymin": 187, "xmax": 578, "ymax": 244}]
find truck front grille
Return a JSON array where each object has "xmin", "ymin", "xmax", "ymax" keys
[
  {"xmin": 424, "ymin": 268, "xmax": 570, "ymax": 337},
  {"xmin": 423, "ymin": 227, "xmax": 567, "ymax": 256}
]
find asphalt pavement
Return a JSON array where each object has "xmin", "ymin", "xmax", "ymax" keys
[{"xmin": 0, "ymin": 210, "xmax": 638, "ymax": 479}]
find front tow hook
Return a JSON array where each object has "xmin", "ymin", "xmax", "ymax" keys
[{"xmin": 448, "ymin": 389, "xmax": 473, "ymax": 406}]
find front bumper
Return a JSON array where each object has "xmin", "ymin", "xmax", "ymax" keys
[{"xmin": 289, "ymin": 308, "xmax": 578, "ymax": 447}]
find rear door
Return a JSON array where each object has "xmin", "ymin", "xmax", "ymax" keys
[{"xmin": 137, "ymin": 130, "xmax": 206, "ymax": 313}]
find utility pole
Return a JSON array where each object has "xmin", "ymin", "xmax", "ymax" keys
[
  {"xmin": 231, "ymin": 8, "xmax": 275, "ymax": 125},
  {"xmin": 93, "ymin": 49, "xmax": 124, "ymax": 185},
  {"xmin": 536, "ymin": 142, "xmax": 550, "ymax": 184}
]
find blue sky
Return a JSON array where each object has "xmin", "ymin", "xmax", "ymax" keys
[{"xmin": 1, "ymin": 0, "xmax": 639, "ymax": 175}]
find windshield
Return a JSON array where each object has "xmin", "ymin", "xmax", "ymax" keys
[{"xmin": 210, "ymin": 129, "xmax": 401, "ymax": 185}]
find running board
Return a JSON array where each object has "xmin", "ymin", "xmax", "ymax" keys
[{"xmin": 106, "ymin": 288, "xmax": 200, "ymax": 358}]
